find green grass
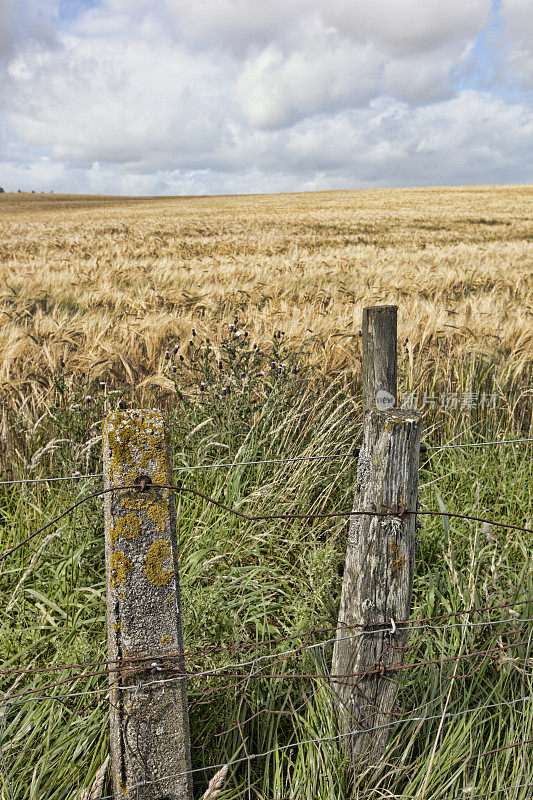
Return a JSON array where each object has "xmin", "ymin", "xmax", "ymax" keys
[{"xmin": 0, "ymin": 340, "xmax": 531, "ymax": 800}]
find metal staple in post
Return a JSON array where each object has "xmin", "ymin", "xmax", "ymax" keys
[{"xmin": 103, "ymin": 409, "xmax": 193, "ymax": 800}]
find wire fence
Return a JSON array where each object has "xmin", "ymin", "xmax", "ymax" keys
[
  {"xmin": 2, "ymin": 478, "xmax": 532, "ymax": 565},
  {"xmin": 1, "ymin": 437, "xmax": 532, "ymax": 487},
  {"xmin": 1, "ymin": 438, "xmax": 532, "ymax": 799},
  {"xmin": 1, "ymin": 593, "xmax": 532, "ymax": 798},
  {"xmin": 1, "ymin": 621, "xmax": 532, "ymax": 792}
]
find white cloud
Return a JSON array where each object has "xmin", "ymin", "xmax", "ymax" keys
[
  {"xmin": 0, "ymin": 0, "xmax": 59, "ymax": 60},
  {"xmin": 499, "ymin": 0, "xmax": 533, "ymax": 88},
  {"xmin": 0, "ymin": 0, "xmax": 531, "ymax": 193}
]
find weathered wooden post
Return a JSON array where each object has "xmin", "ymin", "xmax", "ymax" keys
[
  {"xmin": 103, "ymin": 409, "xmax": 193, "ymax": 800},
  {"xmin": 332, "ymin": 306, "xmax": 421, "ymax": 764}
]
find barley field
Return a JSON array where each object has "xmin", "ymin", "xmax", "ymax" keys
[
  {"xmin": 1, "ymin": 186, "xmax": 532, "ymax": 423},
  {"xmin": 0, "ymin": 186, "xmax": 532, "ymax": 800}
]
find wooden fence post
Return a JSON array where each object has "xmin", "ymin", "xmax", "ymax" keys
[
  {"xmin": 103, "ymin": 409, "xmax": 193, "ymax": 800},
  {"xmin": 332, "ymin": 306, "xmax": 421, "ymax": 765},
  {"xmin": 362, "ymin": 305, "xmax": 397, "ymax": 411}
]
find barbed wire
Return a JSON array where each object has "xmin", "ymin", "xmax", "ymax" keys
[
  {"xmin": 1, "ymin": 480, "xmax": 531, "ymax": 563},
  {"xmin": 3, "ymin": 634, "xmax": 529, "ymax": 706},
  {"xmin": 6, "ymin": 693, "xmax": 531, "ymax": 796},
  {"xmin": 1, "ymin": 436, "xmax": 531, "ymax": 487},
  {"xmin": 2, "ymin": 436, "xmax": 532, "ymax": 797},
  {"xmin": 1, "ymin": 608, "xmax": 530, "ymax": 682},
  {"xmin": 2, "ymin": 617, "xmax": 530, "ymax": 797}
]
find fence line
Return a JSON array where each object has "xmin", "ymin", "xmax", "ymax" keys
[
  {"xmin": 1, "ymin": 437, "xmax": 532, "ymax": 487},
  {"xmin": 2, "ymin": 305, "xmax": 531, "ymax": 798},
  {"xmin": 4, "ymin": 698, "xmax": 529, "ymax": 799},
  {"xmin": 1, "ymin": 609, "xmax": 531, "ymax": 684},
  {"xmin": 2, "ymin": 628, "xmax": 530, "ymax": 706},
  {"xmin": 2, "ymin": 480, "xmax": 532, "ymax": 564}
]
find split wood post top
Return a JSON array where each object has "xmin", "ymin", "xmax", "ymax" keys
[
  {"xmin": 103, "ymin": 409, "xmax": 193, "ymax": 800},
  {"xmin": 362, "ymin": 305, "xmax": 397, "ymax": 411}
]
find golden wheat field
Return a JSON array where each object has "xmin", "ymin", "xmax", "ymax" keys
[{"xmin": 0, "ymin": 185, "xmax": 532, "ymax": 424}]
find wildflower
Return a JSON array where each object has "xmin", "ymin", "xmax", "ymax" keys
[
  {"xmin": 234, "ymin": 330, "xmax": 243, "ymax": 338},
  {"xmin": 173, "ymin": 344, "xmax": 179, "ymax": 354},
  {"xmin": 172, "ymin": 365, "xmax": 177, "ymax": 372},
  {"xmin": 99, "ymin": 382, "xmax": 105, "ymax": 389},
  {"xmin": 229, "ymin": 323, "xmax": 235, "ymax": 331},
  {"xmin": 189, "ymin": 340, "xmax": 194, "ymax": 347},
  {"xmin": 192, "ymin": 329, "xmax": 196, "ymax": 337},
  {"xmin": 358, "ymin": 329, "xmax": 362, "ymax": 336},
  {"xmin": 179, "ymin": 355, "xmax": 184, "ymax": 362},
  {"xmin": 72, "ymin": 471, "xmax": 82, "ymax": 483},
  {"xmin": 165, "ymin": 350, "xmax": 170, "ymax": 360},
  {"xmin": 200, "ymin": 382, "xmax": 206, "ymax": 391},
  {"xmin": 85, "ymin": 395, "xmax": 92, "ymax": 403}
]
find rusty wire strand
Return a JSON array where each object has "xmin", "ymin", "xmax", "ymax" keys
[
  {"xmin": 2, "ymin": 637, "xmax": 529, "ymax": 706},
  {"xmin": 1, "ymin": 609, "xmax": 529, "ymax": 681},
  {"xmin": 1, "ymin": 481, "xmax": 531, "ymax": 564}
]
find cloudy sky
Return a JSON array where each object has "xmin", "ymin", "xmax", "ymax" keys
[{"xmin": 0, "ymin": 0, "xmax": 532, "ymax": 195}]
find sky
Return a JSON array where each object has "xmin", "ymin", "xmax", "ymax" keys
[{"xmin": 0, "ymin": 0, "xmax": 532, "ymax": 195}]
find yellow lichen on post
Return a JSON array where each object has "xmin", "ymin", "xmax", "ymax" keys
[
  {"xmin": 146, "ymin": 501, "xmax": 169, "ymax": 534},
  {"xmin": 103, "ymin": 409, "xmax": 193, "ymax": 800},
  {"xmin": 110, "ymin": 552, "xmax": 133, "ymax": 587},
  {"xmin": 110, "ymin": 513, "xmax": 142, "ymax": 545},
  {"xmin": 144, "ymin": 539, "xmax": 173, "ymax": 586}
]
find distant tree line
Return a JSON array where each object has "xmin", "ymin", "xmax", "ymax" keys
[{"xmin": 0, "ymin": 188, "xmax": 54, "ymax": 193}]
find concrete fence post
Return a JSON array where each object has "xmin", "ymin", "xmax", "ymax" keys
[{"xmin": 103, "ymin": 409, "xmax": 193, "ymax": 800}]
